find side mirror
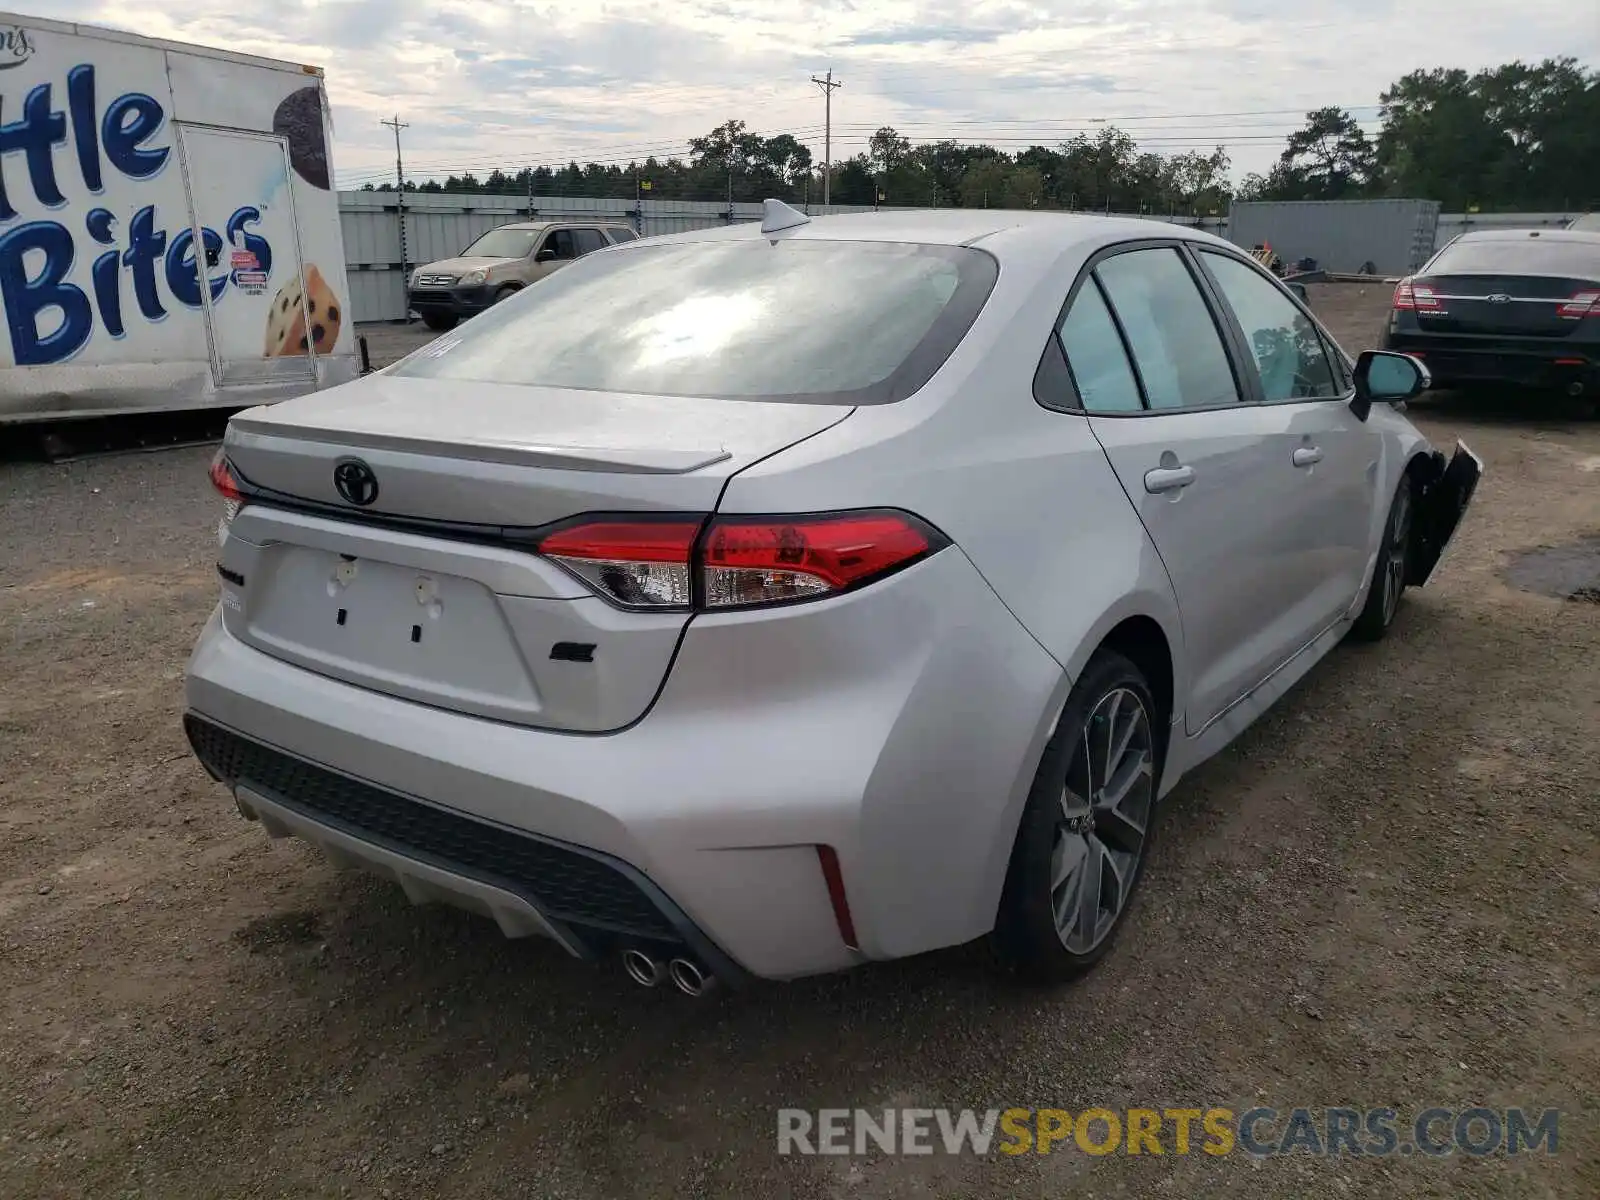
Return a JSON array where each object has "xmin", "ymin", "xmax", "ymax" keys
[
  {"xmin": 1286, "ymin": 281, "xmax": 1308, "ymax": 303},
  {"xmin": 535, "ymin": 246, "xmax": 557, "ymax": 263},
  {"xmin": 1350, "ymin": 350, "xmax": 1430, "ymax": 421}
]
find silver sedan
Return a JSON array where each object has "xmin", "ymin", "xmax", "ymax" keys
[{"xmin": 185, "ymin": 202, "xmax": 1481, "ymax": 991}]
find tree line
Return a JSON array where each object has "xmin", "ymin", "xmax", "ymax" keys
[{"xmin": 363, "ymin": 58, "xmax": 1597, "ymax": 214}]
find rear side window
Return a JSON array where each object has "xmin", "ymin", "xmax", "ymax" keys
[
  {"xmin": 1095, "ymin": 248, "xmax": 1240, "ymax": 410},
  {"xmin": 389, "ymin": 239, "xmax": 998, "ymax": 405},
  {"xmin": 607, "ymin": 227, "xmax": 639, "ymax": 243},
  {"xmin": 1428, "ymin": 237, "xmax": 1600, "ymax": 276},
  {"xmin": 1200, "ymin": 251, "xmax": 1340, "ymax": 401},
  {"xmin": 1058, "ymin": 281, "xmax": 1143, "ymax": 413},
  {"xmin": 574, "ymin": 229, "xmax": 607, "ymax": 255}
]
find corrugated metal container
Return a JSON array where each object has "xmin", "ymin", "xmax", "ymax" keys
[
  {"xmin": 1434, "ymin": 211, "xmax": 1574, "ymax": 246},
  {"xmin": 1227, "ymin": 199, "xmax": 1442, "ymax": 275}
]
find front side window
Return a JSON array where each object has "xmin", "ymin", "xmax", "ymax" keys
[
  {"xmin": 389, "ymin": 238, "xmax": 997, "ymax": 405},
  {"xmin": 1058, "ymin": 279, "xmax": 1143, "ymax": 413},
  {"xmin": 1094, "ymin": 248, "xmax": 1240, "ymax": 411},
  {"xmin": 542, "ymin": 230, "xmax": 578, "ymax": 261},
  {"xmin": 1200, "ymin": 251, "xmax": 1340, "ymax": 401}
]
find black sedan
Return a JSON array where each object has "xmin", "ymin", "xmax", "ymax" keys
[{"xmin": 1384, "ymin": 229, "xmax": 1600, "ymax": 404}]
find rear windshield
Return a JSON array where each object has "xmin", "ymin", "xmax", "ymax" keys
[
  {"xmin": 389, "ymin": 238, "xmax": 998, "ymax": 404},
  {"xmin": 1427, "ymin": 237, "xmax": 1600, "ymax": 277},
  {"xmin": 460, "ymin": 228, "xmax": 541, "ymax": 258}
]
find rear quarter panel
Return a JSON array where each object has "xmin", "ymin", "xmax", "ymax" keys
[
  {"xmin": 716, "ymin": 244, "xmax": 1188, "ymax": 936},
  {"xmin": 718, "ymin": 235, "xmax": 1188, "ymax": 704}
]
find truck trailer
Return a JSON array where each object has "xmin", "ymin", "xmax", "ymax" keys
[{"xmin": 0, "ymin": 11, "xmax": 357, "ymax": 422}]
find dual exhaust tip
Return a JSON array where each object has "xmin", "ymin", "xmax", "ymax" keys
[{"xmin": 622, "ymin": 948, "xmax": 714, "ymax": 996}]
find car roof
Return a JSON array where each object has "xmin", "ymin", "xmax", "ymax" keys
[
  {"xmin": 1452, "ymin": 227, "xmax": 1600, "ymax": 246},
  {"xmin": 652, "ymin": 206, "xmax": 1230, "ymax": 261},
  {"xmin": 491, "ymin": 220, "xmax": 632, "ymax": 231}
]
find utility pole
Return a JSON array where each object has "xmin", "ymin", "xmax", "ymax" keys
[
  {"xmin": 381, "ymin": 114, "xmax": 410, "ymax": 322},
  {"xmin": 810, "ymin": 69, "xmax": 842, "ymax": 207}
]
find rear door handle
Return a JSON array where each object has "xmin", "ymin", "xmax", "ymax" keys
[
  {"xmin": 1292, "ymin": 446, "xmax": 1324, "ymax": 467},
  {"xmin": 1143, "ymin": 465, "xmax": 1196, "ymax": 494}
]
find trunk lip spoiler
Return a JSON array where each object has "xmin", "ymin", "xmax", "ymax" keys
[
  {"xmin": 224, "ymin": 422, "xmax": 732, "ymax": 475},
  {"xmin": 223, "ymin": 461, "xmax": 673, "ymax": 550}
]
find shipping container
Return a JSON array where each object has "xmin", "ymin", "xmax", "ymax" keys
[
  {"xmin": 0, "ymin": 11, "xmax": 357, "ymax": 422},
  {"xmin": 1227, "ymin": 199, "xmax": 1442, "ymax": 277}
]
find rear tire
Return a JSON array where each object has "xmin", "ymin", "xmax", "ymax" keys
[
  {"xmin": 1350, "ymin": 477, "xmax": 1413, "ymax": 642},
  {"xmin": 993, "ymin": 650, "xmax": 1163, "ymax": 984},
  {"xmin": 421, "ymin": 312, "xmax": 457, "ymax": 332}
]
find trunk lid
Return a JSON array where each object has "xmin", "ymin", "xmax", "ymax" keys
[
  {"xmin": 1408, "ymin": 273, "xmax": 1597, "ymax": 338},
  {"xmin": 217, "ymin": 374, "xmax": 853, "ymax": 731}
]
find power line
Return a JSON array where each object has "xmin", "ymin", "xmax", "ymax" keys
[
  {"xmin": 336, "ymin": 124, "xmax": 835, "ymax": 184},
  {"xmin": 337, "ymin": 105, "xmax": 1390, "ymax": 191},
  {"xmin": 811, "ymin": 69, "xmax": 843, "ymax": 205},
  {"xmin": 335, "ymin": 100, "xmax": 1389, "ymax": 182}
]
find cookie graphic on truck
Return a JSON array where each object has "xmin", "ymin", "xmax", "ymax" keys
[
  {"xmin": 272, "ymin": 86, "xmax": 331, "ymax": 190},
  {"xmin": 264, "ymin": 265, "xmax": 343, "ymax": 356}
]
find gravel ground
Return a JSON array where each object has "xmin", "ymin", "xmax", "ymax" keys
[{"xmin": 2, "ymin": 286, "xmax": 1598, "ymax": 1199}]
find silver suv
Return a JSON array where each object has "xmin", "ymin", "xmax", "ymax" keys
[{"xmin": 407, "ymin": 220, "xmax": 639, "ymax": 330}]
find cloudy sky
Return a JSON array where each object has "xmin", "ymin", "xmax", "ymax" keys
[{"xmin": 41, "ymin": 0, "xmax": 1600, "ymax": 187}]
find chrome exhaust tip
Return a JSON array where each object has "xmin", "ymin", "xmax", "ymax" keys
[
  {"xmin": 1568, "ymin": 381, "xmax": 1585, "ymax": 397},
  {"xmin": 668, "ymin": 957, "xmax": 715, "ymax": 997},
  {"xmin": 622, "ymin": 948, "xmax": 663, "ymax": 988}
]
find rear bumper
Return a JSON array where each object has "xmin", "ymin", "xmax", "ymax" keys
[
  {"xmin": 1384, "ymin": 334, "xmax": 1597, "ymax": 390},
  {"xmin": 183, "ymin": 548, "xmax": 1065, "ymax": 981},
  {"xmin": 185, "ymin": 712, "xmax": 749, "ymax": 980}
]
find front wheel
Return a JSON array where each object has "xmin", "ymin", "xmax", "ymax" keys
[
  {"xmin": 993, "ymin": 650, "xmax": 1162, "ymax": 983},
  {"xmin": 1350, "ymin": 478, "xmax": 1413, "ymax": 642},
  {"xmin": 421, "ymin": 312, "xmax": 457, "ymax": 332}
]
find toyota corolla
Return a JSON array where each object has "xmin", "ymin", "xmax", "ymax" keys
[{"xmin": 184, "ymin": 202, "xmax": 1481, "ymax": 993}]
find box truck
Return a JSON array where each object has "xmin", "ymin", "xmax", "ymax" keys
[{"xmin": 0, "ymin": 11, "xmax": 357, "ymax": 422}]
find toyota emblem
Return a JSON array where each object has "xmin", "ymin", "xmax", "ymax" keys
[{"xmin": 333, "ymin": 458, "xmax": 379, "ymax": 507}]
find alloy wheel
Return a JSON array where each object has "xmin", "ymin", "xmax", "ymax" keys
[
  {"xmin": 1049, "ymin": 687, "xmax": 1155, "ymax": 953},
  {"xmin": 1382, "ymin": 487, "xmax": 1412, "ymax": 625}
]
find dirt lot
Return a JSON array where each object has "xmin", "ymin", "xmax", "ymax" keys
[{"xmin": 2, "ymin": 286, "xmax": 1598, "ymax": 1199}]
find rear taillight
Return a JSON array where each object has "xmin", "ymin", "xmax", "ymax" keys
[
  {"xmin": 209, "ymin": 450, "xmax": 242, "ymax": 543},
  {"xmin": 700, "ymin": 512, "xmax": 940, "ymax": 608},
  {"xmin": 535, "ymin": 510, "xmax": 947, "ymax": 612},
  {"xmin": 1558, "ymin": 291, "xmax": 1599, "ymax": 319},
  {"xmin": 209, "ymin": 450, "xmax": 242, "ymax": 502},
  {"xmin": 538, "ymin": 519, "xmax": 701, "ymax": 610},
  {"xmin": 1393, "ymin": 279, "xmax": 1437, "ymax": 310}
]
